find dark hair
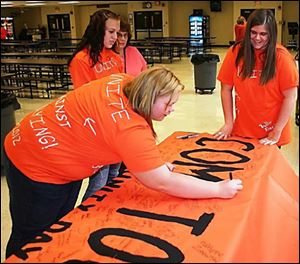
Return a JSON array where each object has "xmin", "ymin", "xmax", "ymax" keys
[
  {"xmin": 234, "ymin": 9, "xmax": 277, "ymax": 85},
  {"xmin": 68, "ymin": 9, "xmax": 120, "ymax": 67},
  {"xmin": 237, "ymin": 16, "xmax": 246, "ymax": 25},
  {"xmin": 112, "ymin": 18, "xmax": 132, "ymax": 51},
  {"xmin": 120, "ymin": 19, "xmax": 132, "ymax": 47}
]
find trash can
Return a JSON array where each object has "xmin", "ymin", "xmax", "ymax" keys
[
  {"xmin": 1, "ymin": 92, "xmax": 20, "ymax": 176},
  {"xmin": 191, "ymin": 54, "xmax": 220, "ymax": 94}
]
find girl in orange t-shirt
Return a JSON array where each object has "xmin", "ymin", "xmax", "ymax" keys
[
  {"xmin": 215, "ymin": 9, "xmax": 298, "ymax": 147},
  {"xmin": 4, "ymin": 67, "xmax": 243, "ymax": 258},
  {"xmin": 68, "ymin": 9, "xmax": 124, "ymax": 202},
  {"xmin": 68, "ymin": 9, "xmax": 124, "ymax": 88},
  {"xmin": 234, "ymin": 16, "xmax": 247, "ymax": 42}
]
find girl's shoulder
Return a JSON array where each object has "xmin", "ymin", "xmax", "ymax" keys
[
  {"xmin": 276, "ymin": 43, "xmax": 295, "ymax": 61},
  {"xmin": 227, "ymin": 43, "xmax": 241, "ymax": 58},
  {"xmin": 74, "ymin": 48, "xmax": 89, "ymax": 60},
  {"xmin": 126, "ymin": 45, "xmax": 139, "ymax": 53}
]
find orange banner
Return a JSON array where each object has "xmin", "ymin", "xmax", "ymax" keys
[{"xmin": 5, "ymin": 132, "xmax": 299, "ymax": 263}]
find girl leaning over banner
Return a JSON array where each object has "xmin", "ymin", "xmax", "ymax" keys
[{"xmin": 4, "ymin": 66, "xmax": 243, "ymax": 259}]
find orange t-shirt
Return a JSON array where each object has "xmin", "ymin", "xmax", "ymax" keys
[
  {"xmin": 217, "ymin": 44, "xmax": 299, "ymax": 146},
  {"xmin": 4, "ymin": 74, "xmax": 164, "ymax": 184},
  {"xmin": 69, "ymin": 48, "xmax": 124, "ymax": 89},
  {"xmin": 234, "ymin": 23, "xmax": 246, "ymax": 42}
]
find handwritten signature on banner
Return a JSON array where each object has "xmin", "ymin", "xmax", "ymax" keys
[{"xmin": 5, "ymin": 132, "xmax": 299, "ymax": 263}]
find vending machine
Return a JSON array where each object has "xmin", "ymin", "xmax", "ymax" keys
[
  {"xmin": 189, "ymin": 10, "xmax": 210, "ymax": 54},
  {"xmin": 1, "ymin": 17, "xmax": 15, "ymax": 40},
  {"xmin": 189, "ymin": 14, "xmax": 204, "ymax": 47}
]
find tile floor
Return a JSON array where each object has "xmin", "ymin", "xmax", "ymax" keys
[{"xmin": 1, "ymin": 48, "xmax": 298, "ymax": 262}]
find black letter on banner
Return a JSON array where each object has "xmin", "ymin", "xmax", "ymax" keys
[
  {"xmin": 196, "ymin": 137, "xmax": 254, "ymax": 151},
  {"xmin": 14, "ymin": 231, "xmax": 54, "ymax": 260},
  {"xmin": 172, "ymin": 162, "xmax": 243, "ymax": 182},
  {"xmin": 173, "ymin": 142, "xmax": 251, "ymax": 181},
  {"xmin": 79, "ymin": 194, "xmax": 107, "ymax": 211},
  {"xmin": 117, "ymin": 208, "xmax": 214, "ymax": 236},
  {"xmin": 64, "ymin": 260, "xmax": 100, "ymax": 263},
  {"xmin": 106, "ymin": 179, "xmax": 124, "ymax": 188},
  {"xmin": 45, "ymin": 220, "xmax": 72, "ymax": 233},
  {"xmin": 180, "ymin": 148, "xmax": 250, "ymax": 165},
  {"xmin": 14, "ymin": 247, "xmax": 43, "ymax": 260},
  {"xmin": 88, "ymin": 228, "xmax": 184, "ymax": 263}
]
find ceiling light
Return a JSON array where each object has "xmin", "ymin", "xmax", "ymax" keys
[
  {"xmin": 2, "ymin": 1, "xmax": 13, "ymax": 4},
  {"xmin": 25, "ymin": 3, "xmax": 46, "ymax": 6},
  {"xmin": 58, "ymin": 1, "xmax": 80, "ymax": 4}
]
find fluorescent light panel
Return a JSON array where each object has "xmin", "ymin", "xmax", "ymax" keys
[
  {"xmin": 25, "ymin": 3, "xmax": 46, "ymax": 6},
  {"xmin": 58, "ymin": 1, "xmax": 80, "ymax": 4}
]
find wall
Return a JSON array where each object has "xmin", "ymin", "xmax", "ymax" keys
[
  {"xmin": 1, "ymin": 7, "xmax": 42, "ymax": 39},
  {"xmin": 127, "ymin": 1, "xmax": 170, "ymax": 39},
  {"xmin": 1, "ymin": 1, "xmax": 299, "ymax": 46},
  {"xmin": 233, "ymin": 1, "xmax": 283, "ymax": 43},
  {"xmin": 76, "ymin": 3, "xmax": 128, "ymax": 37},
  {"xmin": 282, "ymin": 1, "xmax": 299, "ymax": 45},
  {"xmin": 40, "ymin": 5, "xmax": 77, "ymax": 39},
  {"xmin": 169, "ymin": 1, "xmax": 234, "ymax": 45}
]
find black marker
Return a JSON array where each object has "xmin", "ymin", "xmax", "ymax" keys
[{"xmin": 176, "ymin": 133, "xmax": 199, "ymax": 139}]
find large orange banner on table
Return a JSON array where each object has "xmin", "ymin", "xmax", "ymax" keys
[{"xmin": 5, "ymin": 132, "xmax": 299, "ymax": 263}]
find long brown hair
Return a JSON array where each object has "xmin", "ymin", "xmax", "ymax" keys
[
  {"xmin": 68, "ymin": 9, "xmax": 120, "ymax": 67},
  {"xmin": 234, "ymin": 9, "xmax": 277, "ymax": 85}
]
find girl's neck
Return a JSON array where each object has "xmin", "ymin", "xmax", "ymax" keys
[{"xmin": 116, "ymin": 46, "xmax": 125, "ymax": 58}]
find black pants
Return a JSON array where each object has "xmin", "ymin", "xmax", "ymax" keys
[{"xmin": 5, "ymin": 155, "xmax": 82, "ymax": 258}]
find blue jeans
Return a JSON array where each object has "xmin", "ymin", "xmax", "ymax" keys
[
  {"xmin": 5, "ymin": 153, "xmax": 82, "ymax": 258},
  {"xmin": 82, "ymin": 163, "xmax": 121, "ymax": 202}
]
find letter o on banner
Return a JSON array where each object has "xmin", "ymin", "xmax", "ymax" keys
[{"xmin": 88, "ymin": 228, "xmax": 185, "ymax": 262}]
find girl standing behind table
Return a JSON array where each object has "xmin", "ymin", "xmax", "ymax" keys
[
  {"xmin": 214, "ymin": 9, "xmax": 298, "ymax": 147},
  {"xmin": 68, "ymin": 9, "xmax": 124, "ymax": 202},
  {"xmin": 68, "ymin": 9, "xmax": 123, "ymax": 89},
  {"xmin": 89, "ymin": 18, "xmax": 149, "ymax": 197}
]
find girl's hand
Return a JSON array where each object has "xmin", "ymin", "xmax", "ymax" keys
[
  {"xmin": 259, "ymin": 129, "xmax": 281, "ymax": 145},
  {"xmin": 213, "ymin": 123, "xmax": 233, "ymax": 140},
  {"xmin": 216, "ymin": 179, "xmax": 243, "ymax": 198}
]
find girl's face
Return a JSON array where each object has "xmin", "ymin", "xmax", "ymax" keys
[
  {"xmin": 151, "ymin": 92, "xmax": 180, "ymax": 121},
  {"xmin": 250, "ymin": 24, "xmax": 269, "ymax": 50},
  {"xmin": 103, "ymin": 18, "xmax": 120, "ymax": 48},
  {"xmin": 117, "ymin": 31, "xmax": 129, "ymax": 49}
]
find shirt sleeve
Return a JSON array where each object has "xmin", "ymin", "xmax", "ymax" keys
[
  {"xmin": 277, "ymin": 49, "xmax": 299, "ymax": 91},
  {"xmin": 114, "ymin": 125, "xmax": 165, "ymax": 173}
]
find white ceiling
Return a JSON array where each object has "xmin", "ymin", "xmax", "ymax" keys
[{"xmin": 1, "ymin": 1, "xmax": 129, "ymax": 8}]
